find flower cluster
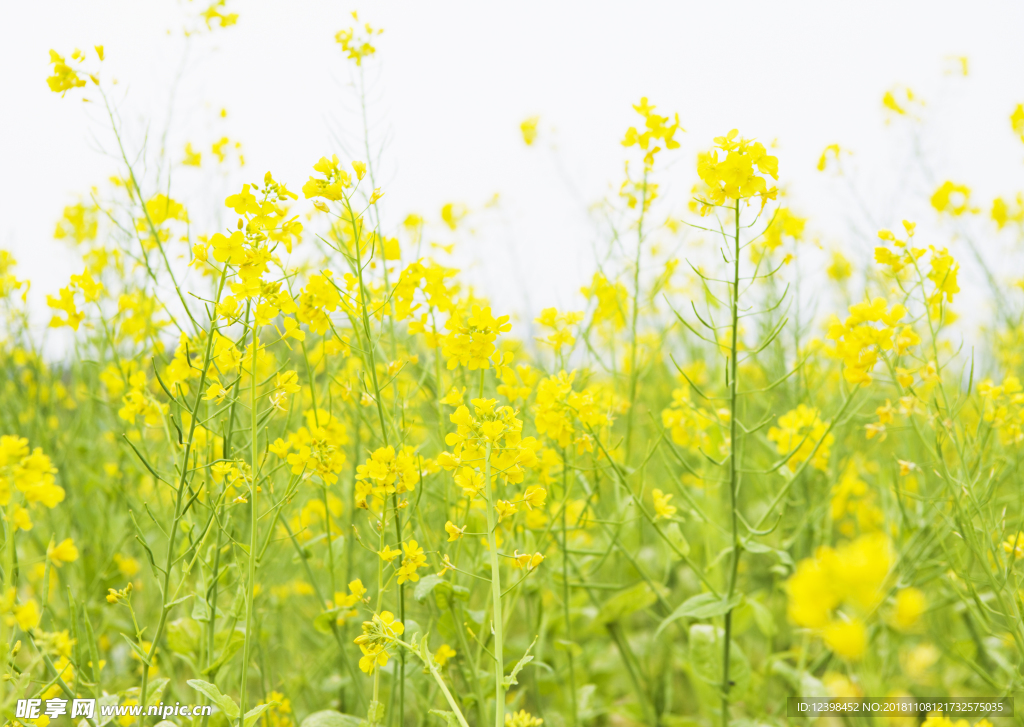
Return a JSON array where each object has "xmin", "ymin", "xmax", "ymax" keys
[
  {"xmin": 825, "ymin": 298, "xmax": 917, "ymax": 385},
  {"xmin": 46, "ymin": 268, "xmax": 104, "ymax": 331},
  {"xmin": 580, "ymin": 273, "xmax": 627, "ymax": 331},
  {"xmin": 353, "ymin": 444, "xmax": 419, "ymax": 508},
  {"xmin": 0, "ymin": 436, "xmax": 64, "ymax": 521},
  {"xmin": 118, "ymin": 371, "xmax": 168, "ymax": 426},
  {"xmin": 978, "ymin": 376, "xmax": 1024, "ymax": 445},
  {"xmin": 534, "ymin": 371, "xmax": 614, "ymax": 451},
  {"xmin": 767, "ymin": 405, "xmax": 833, "ymax": 472},
  {"xmin": 829, "ymin": 460, "xmax": 884, "ymax": 537},
  {"xmin": 875, "ymin": 222, "xmax": 960, "ymax": 310},
  {"xmin": 46, "ymin": 47, "xmax": 101, "ymax": 95},
  {"xmin": 534, "ymin": 307, "xmax": 582, "ymax": 353},
  {"xmin": 443, "ymin": 398, "xmax": 539, "ymax": 485},
  {"xmin": 695, "ymin": 130, "xmax": 778, "ymax": 213},
  {"xmin": 930, "ymin": 181, "xmax": 974, "ymax": 216},
  {"xmin": 661, "ymin": 387, "xmax": 713, "ymax": 452},
  {"xmin": 785, "ymin": 533, "xmax": 893, "ymax": 660},
  {"xmin": 621, "ymin": 97, "xmax": 682, "ymax": 168},
  {"xmin": 335, "ymin": 12, "xmax": 382, "ymax": 66},
  {"xmin": 354, "ymin": 610, "xmax": 405, "ymax": 674},
  {"xmin": 440, "ymin": 304, "xmax": 512, "ymax": 371}
]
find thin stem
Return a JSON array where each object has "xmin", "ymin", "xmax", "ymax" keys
[
  {"xmin": 721, "ymin": 199, "xmax": 741, "ymax": 727},
  {"xmin": 623, "ymin": 168, "xmax": 649, "ymax": 461},
  {"xmin": 482, "ymin": 441, "xmax": 504, "ymax": 727},
  {"xmin": 561, "ymin": 448, "xmax": 577, "ymax": 727},
  {"xmin": 238, "ymin": 325, "xmax": 260, "ymax": 727}
]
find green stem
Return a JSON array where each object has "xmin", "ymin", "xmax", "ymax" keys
[
  {"xmin": 238, "ymin": 324, "xmax": 260, "ymax": 727},
  {"xmin": 561, "ymin": 449, "xmax": 577, "ymax": 727},
  {"xmin": 721, "ymin": 199, "xmax": 742, "ymax": 727},
  {"xmin": 482, "ymin": 442, "xmax": 504, "ymax": 727},
  {"xmin": 623, "ymin": 169, "xmax": 648, "ymax": 461},
  {"xmin": 140, "ymin": 270, "xmax": 227, "ymax": 717}
]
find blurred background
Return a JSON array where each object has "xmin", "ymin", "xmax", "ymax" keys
[{"xmin": 2, "ymin": 0, "xmax": 1023, "ymax": 329}]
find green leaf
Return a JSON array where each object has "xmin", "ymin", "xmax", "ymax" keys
[
  {"xmin": 192, "ymin": 595, "xmax": 212, "ymax": 622},
  {"xmin": 594, "ymin": 582, "xmax": 658, "ymax": 625},
  {"xmin": 299, "ymin": 711, "xmax": 363, "ymax": 727},
  {"xmin": 414, "ymin": 575, "xmax": 444, "ymax": 602},
  {"xmin": 314, "ymin": 608, "xmax": 342, "ymax": 634},
  {"xmin": 96, "ymin": 694, "xmax": 120, "ymax": 727},
  {"xmin": 187, "ymin": 679, "xmax": 240, "ymax": 719},
  {"xmin": 577, "ymin": 684, "xmax": 604, "ymax": 721},
  {"xmin": 747, "ymin": 597, "xmax": 776, "ymax": 638},
  {"xmin": 770, "ymin": 661, "xmax": 826, "ymax": 698},
  {"xmin": 429, "ymin": 710, "xmax": 460, "ymax": 727},
  {"xmin": 414, "ymin": 575, "xmax": 454, "ymax": 608},
  {"xmin": 688, "ymin": 624, "xmax": 750, "ymax": 696},
  {"xmin": 202, "ymin": 628, "xmax": 246, "ymax": 676},
  {"xmin": 243, "ymin": 703, "xmax": 277, "ymax": 727},
  {"xmin": 366, "ymin": 700, "xmax": 385, "ymax": 724},
  {"xmin": 656, "ymin": 593, "xmax": 742, "ymax": 636},
  {"xmin": 121, "ymin": 634, "xmax": 152, "ymax": 666},
  {"xmin": 167, "ymin": 617, "xmax": 201, "ymax": 656},
  {"xmin": 502, "ymin": 636, "xmax": 538, "ymax": 688},
  {"xmin": 166, "ymin": 593, "xmax": 194, "ymax": 608}
]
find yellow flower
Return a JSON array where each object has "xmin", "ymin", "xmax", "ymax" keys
[
  {"xmin": 13, "ymin": 599, "xmax": 41, "ymax": 630},
  {"xmin": 455, "ymin": 467, "xmax": 485, "ymax": 498},
  {"xmin": 785, "ymin": 533, "xmax": 892, "ymax": 631},
  {"xmin": 46, "ymin": 50, "xmax": 87, "ymax": 95},
  {"xmin": 652, "ymin": 489, "xmax": 677, "ymax": 520},
  {"xmin": 378, "ymin": 545, "xmax": 401, "ymax": 562},
  {"xmin": 48, "ymin": 538, "xmax": 79, "ymax": 567},
  {"xmin": 522, "ymin": 486, "xmax": 546, "ymax": 510},
  {"xmin": 495, "ymin": 500, "xmax": 518, "ymax": 522},
  {"xmin": 434, "ymin": 643, "xmax": 456, "ymax": 666},
  {"xmin": 12, "ymin": 506, "xmax": 32, "ymax": 531},
  {"xmin": 506, "ymin": 710, "xmax": 544, "ymax": 727},
  {"xmin": 379, "ymin": 610, "xmax": 404, "ymax": 636},
  {"xmin": 931, "ymin": 181, "xmax": 973, "ymax": 216},
  {"xmin": 349, "ymin": 579, "xmax": 367, "ymax": 599},
  {"xmin": 511, "ymin": 551, "xmax": 544, "ymax": 571},
  {"xmin": 822, "ymin": 618, "xmax": 866, "ymax": 661},
  {"xmin": 335, "ymin": 14, "xmax": 382, "ymax": 66},
  {"xmin": 786, "ymin": 555, "xmax": 840, "ymax": 628},
  {"xmin": 358, "ymin": 643, "xmax": 388, "ymax": 674},
  {"xmin": 695, "ymin": 129, "xmax": 777, "ymax": 212},
  {"xmin": 397, "ymin": 540, "xmax": 428, "ymax": 584},
  {"xmin": 444, "ymin": 521, "xmax": 465, "ymax": 542},
  {"xmin": 622, "ymin": 97, "xmax": 683, "ymax": 168},
  {"xmin": 183, "ymin": 142, "xmax": 202, "ymax": 167},
  {"xmin": 767, "ymin": 405, "xmax": 833, "ymax": 471},
  {"xmin": 520, "ymin": 116, "xmax": 540, "ymax": 146},
  {"xmin": 892, "ymin": 588, "xmax": 927, "ymax": 631},
  {"xmin": 441, "ymin": 203, "xmax": 467, "ymax": 230},
  {"xmin": 439, "ymin": 387, "xmax": 465, "ymax": 406},
  {"xmin": 1003, "ymin": 532, "xmax": 1024, "ymax": 559}
]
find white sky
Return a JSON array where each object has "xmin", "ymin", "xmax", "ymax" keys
[{"xmin": 2, "ymin": 0, "xmax": 1024, "ymax": 331}]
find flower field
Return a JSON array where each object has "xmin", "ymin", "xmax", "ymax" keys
[{"xmin": 4, "ymin": 7, "xmax": 1024, "ymax": 727}]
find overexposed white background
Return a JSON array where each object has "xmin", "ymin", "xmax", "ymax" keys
[{"xmin": 2, "ymin": 0, "xmax": 1023, "ymax": 328}]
